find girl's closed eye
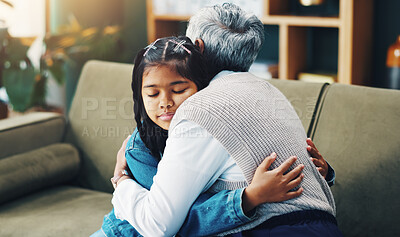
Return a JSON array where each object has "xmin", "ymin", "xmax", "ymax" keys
[
  {"xmin": 172, "ymin": 88, "xmax": 188, "ymax": 94},
  {"xmin": 145, "ymin": 90, "xmax": 159, "ymax": 97},
  {"xmin": 148, "ymin": 93, "xmax": 159, "ymax": 97}
]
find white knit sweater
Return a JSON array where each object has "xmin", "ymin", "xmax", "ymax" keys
[{"xmin": 170, "ymin": 72, "xmax": 336, "ymax": 235}]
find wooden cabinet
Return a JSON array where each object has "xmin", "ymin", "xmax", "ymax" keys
[{"xmin": 146, "ymin": 0, "xmax": 373, "ymax": 85}]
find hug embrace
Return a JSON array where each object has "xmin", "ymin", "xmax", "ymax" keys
[{"xmin": 92, "ymin": 3, "xmax": 342, "ymax": 237}]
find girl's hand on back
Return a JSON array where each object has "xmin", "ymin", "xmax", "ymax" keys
[
  {"xmin": 242, "ymin": 153, "xmax": 304, "ymax": 214},
  {"xmin": 306, "ymin": 138, "xmax": 328, "ymax": 179}
]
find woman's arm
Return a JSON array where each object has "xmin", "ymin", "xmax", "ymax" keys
[
  {"xmin": 113, "ymin": 124, "xmax": 229, "ymax": 236},
  {"xmin": 113, "ymin": 123, "xmax": 304, "ymax": 236},
  {"xmin": 119, "ymin": 147, "xmax": 304, "ymax": 236},
  {"xmin": 116, "ymin": 134, "xmax": 254, "ymax": 236}
]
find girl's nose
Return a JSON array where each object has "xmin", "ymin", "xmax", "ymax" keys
[{"xmin": 159, "ymin": 94, "xmax": 173, "ymax": 109}]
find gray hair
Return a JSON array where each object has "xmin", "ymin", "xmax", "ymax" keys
[{"xmin": 186, "ymin": 3, "xmax": 264, "ymax": 76}]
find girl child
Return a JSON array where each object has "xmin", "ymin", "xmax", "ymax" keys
[{"xmin": 95, "ymin": 36, "xmax": 336, "ymax": 236}]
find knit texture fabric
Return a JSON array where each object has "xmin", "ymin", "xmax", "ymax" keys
[{"xmin": 169, "ymin": 72, "xmax": 336, "ymax": 235}]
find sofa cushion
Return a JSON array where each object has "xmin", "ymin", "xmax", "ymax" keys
[
  {"xmin": 0, "ymin": 186, "xmax": 112, "ymax": 237},
  {"xmin": 311, "ymin": 83, "xmax": 400, "ymax": 236},
  {"xmin": 0, "ymin": 112, "xmax": 65, "ymax": 160},
  {"xmin": 0, "ymin": 143, "xmax": 80, "ymax": 204},
  {"xmin": 65, "ymin": 60, "xmax": 137, "ymax": 193},
  {"xmin": 268, "ymin": 79, "xmax": 328, "ymax": 135}
]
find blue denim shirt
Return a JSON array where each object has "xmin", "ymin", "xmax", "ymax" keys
[{"xmin": 101, "ymin": 128, "xmax": 254, "ymax": 237}]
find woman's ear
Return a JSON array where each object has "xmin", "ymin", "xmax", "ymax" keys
[{"xmin": 195, "ymin": 39, "xmax": 205, "ymax": 54}]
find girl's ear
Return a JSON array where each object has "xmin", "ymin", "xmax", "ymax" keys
[{"xmin": 194, "ymin": 39, "xmax": 205, "ymax": 54}]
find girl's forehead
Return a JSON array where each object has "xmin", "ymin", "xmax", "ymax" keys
[
  {"xmin": 143, "ymin": 64, "xmax": 175, "ymax": 75},
  {"xmin": 142, "ymin": 65, "xmax": 188, "ymax": 87}
]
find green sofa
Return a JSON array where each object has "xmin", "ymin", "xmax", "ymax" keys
[{"xmin": 0, "ymin": 60, "xmax": 399, "ymax": 236}]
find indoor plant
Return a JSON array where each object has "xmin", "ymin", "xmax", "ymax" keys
[
  {"xmin": 1, "ymin": 10, "xmax": 122, "ymax": 114},
  {"xmin": 0, "ymin": 0, "xmax": 44, "ymax": 113},
  {"xmin": 42, "ymin": 15, "xmax": 123, "ymax": 111},
  {"xmin": 0, "ymin": 0, "xmax": 12, "ymax": 118}
]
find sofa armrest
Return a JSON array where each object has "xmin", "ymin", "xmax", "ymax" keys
[
  {"xmin": 0, "ymin": 112, "xmax": 65, "ymax": 160},
  {"xmin": 0, "ymin": 143, "xmax": 80, "ymax": 204}
]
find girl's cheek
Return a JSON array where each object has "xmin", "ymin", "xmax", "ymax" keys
[
  {"xmin": 176, "ymin": 97, "xmax": 186, "ymax": 107},
  {"xmin": 145, "ymin": 101, "xmax": 157, "ymax": 111},
  {"xmin": 143, "ymin": 99, "xmax": 154, "ymax": 113}
]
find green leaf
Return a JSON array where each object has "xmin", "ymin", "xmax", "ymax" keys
[
  {"xmin": 47, "ymin": 59, "xmax": 65, "ymax": 85},
  {"xmin": 2, "ymin": 67, "xmax": 36, "ymax": 112},
  {"xmin": 4, "ymin": 37, "xmax": 34, "ymax": 63},
  {"xmin": 31, "ymin": 74, "xmax": 47, "ymax": 107}
]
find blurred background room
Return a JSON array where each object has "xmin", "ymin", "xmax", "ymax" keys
[
  {"xmin": 0, "ymin": 0, "xmax": 399, "ymax": 119},
  {"xmin": 1, "ymin": 2, "xmax": 400, "ymax": 237}
]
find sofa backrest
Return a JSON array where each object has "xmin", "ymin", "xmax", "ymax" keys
[
  {"xmin": 311, "ymin": 83, "xmax": 400, "ymax": 236},
  {"xmin": 64, "ymin": 61, "xmax": 329, "ymax": 193},
  {"xmin": 65, "ymin": 60, "xmax": 136, "ymax": 193},
  {"xmin": 268, "ymin": 79, "xmax": 328, "ymax": 136}
]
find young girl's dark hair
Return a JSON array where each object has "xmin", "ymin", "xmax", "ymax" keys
[{"xmin": 132, "ymin": 36, "xmax": 210, "ymax": 160}]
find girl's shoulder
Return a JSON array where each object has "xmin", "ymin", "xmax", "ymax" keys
[
  {"xmin": 126, "ymin": 128, "xmax": 151, "ymax": 153},
  {"xmin": 125, "ymin": 127, "xmax": 159, "ymax": 167}
]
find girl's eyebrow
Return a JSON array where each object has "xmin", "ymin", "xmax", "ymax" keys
[
  {"xmin": 143, "ymin": 81, "xmax": 188, "ymax": 88},
  {"xmin": 170, "ymin": 81, "xmax": 189, "ymax": 86},
  {"xmin": 143, "ymin": 84, "xmax": 156, "ymax": 88}
]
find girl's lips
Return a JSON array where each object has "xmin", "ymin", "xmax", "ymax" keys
[{"xmin": 159, "ymin": 112, "xmax": 175, "ymax": 121}]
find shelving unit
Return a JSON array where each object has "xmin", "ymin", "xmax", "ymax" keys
[{"xmin": 146, "ymin": 0, "xmax": 373, "ymax": 85}]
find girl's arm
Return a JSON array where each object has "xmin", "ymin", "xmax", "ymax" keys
[{"xmin": 178, "ymin": 153, "xmax": 304, "ymax": 236}]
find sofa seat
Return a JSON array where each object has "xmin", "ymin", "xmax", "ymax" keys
[{"xmin": 0, "ymin": 186, "xmax": 112, "ymax": 237}]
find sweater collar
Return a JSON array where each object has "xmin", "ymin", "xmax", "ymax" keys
[{"xmin": 211, "ymin": 70, "xmax": 235, "ymax": 83}]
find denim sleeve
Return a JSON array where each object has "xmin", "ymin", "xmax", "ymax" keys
[
  {"xmin": 178, "ymin": 188, "xmax": 255, "ymax": 237},
  {"xmin": 125, "ymin": 132, "xmax": 158, "ymax": 190},
  {"xmin": 326, "ymin": 162, "xmax": 335, "ymax": 187},
  {"xmin": 101, "ymin": 209, "xmax": 143, "ymax": 237},
  {"xmin": 101, "ymin": 133, "xmax": 154, "ymax": 237}
]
